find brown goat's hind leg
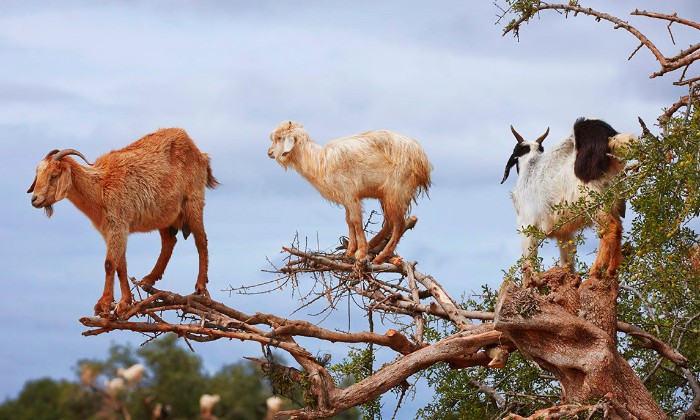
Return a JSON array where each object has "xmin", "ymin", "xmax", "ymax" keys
[
  {"xmin": 141, "ymin": 228, "xmax": 177, "ymax": 290},
  {"xmin": 185, "ymin": 202, "xmax": 210, "ymax": 297},
  {"xmin": 590, "ymin": 214, "xmax": 623, "ymax": 278}
]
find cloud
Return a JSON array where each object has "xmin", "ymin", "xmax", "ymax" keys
[{"xmin": 0, "ymin": 1, "xmax": 692, "ymax": 415}]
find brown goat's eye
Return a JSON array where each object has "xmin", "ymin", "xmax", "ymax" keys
[{"xmin": 50, "ymin": 173, "xmax": 58, "ymax": 179}]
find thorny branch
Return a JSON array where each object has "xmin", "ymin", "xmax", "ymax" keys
[
  {"xmin": 78, "ymin": 231, "xmax": 693, "ymax": 418},
  {"xmin": 499, "ymin": 2, "xmax": 699, "ymax": 121}
]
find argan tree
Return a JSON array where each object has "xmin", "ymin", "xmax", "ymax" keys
[{"xmin": 81, "ymin": 3, "xmax": 699, "ymax": 419}]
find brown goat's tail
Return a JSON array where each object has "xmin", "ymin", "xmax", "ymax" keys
[{"xmin": 206, "ymin": 155, "xmax": 220, "ymax": 189}]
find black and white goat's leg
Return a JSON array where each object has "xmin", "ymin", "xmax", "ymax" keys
[
  {"xmin": 590, "ymin": 213, "xmax": 623, "ymax": 279},
  {"xmin": 520, "ymin": 234, "xmax": 537, "ymax": 287},
  {"xmin": 557, "ymin": 233, "xmax": 576, "ymax": 272}
]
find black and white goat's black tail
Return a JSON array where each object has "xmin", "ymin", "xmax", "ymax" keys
[{"xmin": 573, "ymin": 117, "xmax": 619, "ymax": 183}]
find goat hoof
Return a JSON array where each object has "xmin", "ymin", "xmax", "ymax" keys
[
  {"xmin": 114, "ymin": 300, "xmax": 132, "ymax": 319},
  {"xmin": 94, "ymin": 300, "xmax": 113, "ymax": 318},
  {"xmin": 195, "ymin": 287, "xmax": 210, "ymax": 299}
]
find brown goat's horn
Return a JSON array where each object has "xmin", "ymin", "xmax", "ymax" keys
[
  {"xmin": 536, "ymin": 127, "xmax": 550, "ymax": 144},
  {"xmin": 45, "ymin": 149, "xmax": 60, "ymax": 159},
  {"xmin": 52, "ymin": 149, "xmax": 92, "ymax": 165},
  {"xmin": 510, "ymin": 125, "xmax": 525, "ymax": 143}
]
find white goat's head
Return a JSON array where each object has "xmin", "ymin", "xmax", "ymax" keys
[
  {"xmin": 28, "ymin": 149, "xmax": 92, "ymax": 217},
  {"xmin": 500, "ymin": 125, "xmax": 550, "ymax": 184},
  {"xmin": 268, "ymin": 120, "xmax": 307, "ymax": 167}
]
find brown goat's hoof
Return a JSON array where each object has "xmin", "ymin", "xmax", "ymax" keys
[
  {"xmin": 94, "ymin": 300, "xmax": 113, "ymax": 318},
  {"xmin": 194, "ymin": 287, "xmax": 210, "ymax": 299},
  {"xmin": 386, "ymin": 256, "xmax": 403, "ymax": 266},
  {"xmin": 114, "ymin": 301, "xmax": 132, "ymax": 319}
]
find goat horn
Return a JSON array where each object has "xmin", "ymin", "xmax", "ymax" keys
[
  {"xmin": 44, "ymin": 149, "xmax": 60, "ymax": 159},
  {"xmin": 536, "ymin": 127, "xmax": 550, "ymax": 144},
  {"xmin": 510, "ymin": 125, "xmax": 525, "ymax": 143},
  {"xmin": 52, "ymin": 149, "xmax": 92, "ymax": 165}
]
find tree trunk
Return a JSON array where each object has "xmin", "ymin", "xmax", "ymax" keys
[{"xmin": 494, "ymin": 272, "xmax": 666, "ymax": 419}]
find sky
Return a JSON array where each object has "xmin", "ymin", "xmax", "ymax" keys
[{"xmin": 1, "ymin": 0, "xmax": 698, "ymax": 416}]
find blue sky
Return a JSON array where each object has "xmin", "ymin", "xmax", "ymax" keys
[{"xmin": 1, "ymin": 0, "xmax": 697, "ymax": 416}]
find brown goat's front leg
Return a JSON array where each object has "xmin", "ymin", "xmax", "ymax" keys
[
  {"xmin": 114, "ymin": 254, "xmax": 133, "ymax": 318},
  {"xmin": 185, "ymin": 202, "xmax": 210, "ymax": 297},
  {"xmin": 368, "ymin": 201, "xmax": 392, "ymax": 251},
  {"xmin": 141, "ymin": 228, "xmax": 177, "ymax": 290},
  {"xmin": 590, "ymin": 214, "xmax": 623, "ymax": 279},
  {"xmin": 96, "ymin": 228, "xmax": 129, "ymax": 317}
]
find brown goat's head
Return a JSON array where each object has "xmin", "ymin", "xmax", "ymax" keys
[
  {"xmin": 268, "ymin": 120, "xmax": 306, "ymax": 167},
  {"xmin": 28, "ymin": 149, "xmax": 91, "ymax": 217}
]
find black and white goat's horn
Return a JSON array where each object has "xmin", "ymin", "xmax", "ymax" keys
[
  {"xmin": 52, "ymin": 149, "xmax": 93, "ymax": 165},
  {"xmin": 510, "ymin": 125, "xmax": 525, "ymax": 143}
]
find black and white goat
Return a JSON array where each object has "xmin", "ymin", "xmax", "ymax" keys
[{"xmin": 501, "ymin": 118, "xmax": 635, "ymax": 283}]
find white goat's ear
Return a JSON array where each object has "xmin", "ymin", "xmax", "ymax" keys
[
  {"xmin": 55, "ymin": 167, "xmax": 72, "ymax": 201},
  {"xmin": 282, "ymin": 136, "xmax": 296, "ymax": 155}
]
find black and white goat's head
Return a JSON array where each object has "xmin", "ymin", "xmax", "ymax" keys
[{"xmin": 500, "ymin": 125, "xmax": 550, "ymax": 184}]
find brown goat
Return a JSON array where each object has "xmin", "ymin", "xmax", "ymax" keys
[
  {"xmin": 28, "ymin": 128, "xmax": 219, "ymax": 317},
  {"xmin": 268, "ymin": 121, "xmax": 432, "ymax": 263}
]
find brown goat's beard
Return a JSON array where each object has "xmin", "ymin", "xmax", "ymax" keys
[{"xmin": 44, "ymin": 204, "xmax": 54, "ymax": 218}]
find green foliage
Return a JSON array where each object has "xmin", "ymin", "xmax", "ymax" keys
[
  {"xmin": 0, "ymin": 378, "xmax": 99, "ymax": 420},
  {"xmin": 331, "ymin": 347, "xmax": 382, "ymax": 419},
  {"xmin": 0, "ymin": 334, "xmax": 279, "ymax": 420}
]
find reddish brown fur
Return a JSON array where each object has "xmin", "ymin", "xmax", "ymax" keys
[{"xmin": 28, "ymin": 128, "xmax": 219, "ymax": 317}]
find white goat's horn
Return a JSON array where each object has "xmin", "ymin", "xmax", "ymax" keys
[
  {"xmin": 536, "ymin": 127, "xmax": 550, "ymax": 144},
  {"xmin": 53, "ymin": 149, "xmax": 92, "ymax": 165},
  {"xmin": 510, "ymin": 125, "xmax": 525, "ymax": 143}
]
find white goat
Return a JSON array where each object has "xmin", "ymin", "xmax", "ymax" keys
[
  {"xmin": 199, "ymin": 394, "xmax": 221, "ymax": 418},
  {"xmin": 501, "ymin": 118, "xmax": 635, "ymax": 283},
  {"xmin": 117, "ymin": 363, "xmax": 145, "ymax": 387},
  {"xmin": 267, "ymin": 121, "xmax": 432, "ymax": 263},
  {"xmin": 265, "ymin": 396, "xmax": 283, "ymax": 419},
  {"xmin": 27, "ymin": 128, "xmax": 219, "ymax": 317},
  {"xmin": 104, "ymin": 377, "xmax": 125, "ymax": 397}
]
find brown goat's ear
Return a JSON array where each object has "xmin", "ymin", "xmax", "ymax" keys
[
  {"xmin": 27, "ymin": 177, "xmax": 37, "ymax": 193},
  {"xmin": 55, "ymin": 167, "xmax": 72, "ymax": 201}
]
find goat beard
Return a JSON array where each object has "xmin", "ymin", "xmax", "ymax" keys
[{"xmin": 44, "ymin": 204, "xmax": 54, "ymax": 218}]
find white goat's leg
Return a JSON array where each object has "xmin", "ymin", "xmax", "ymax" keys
[
  {"xmin": 142, "ymin": 228, "xmax": 177, "ymax": 288},
  {"xmin": 557, "ymin": 233, "xmax": 576, "ymax": 271},
  {"xmin": 521, "ymin": 233, "xmax": 537, "ymax": 287},
  {"xmin": 367, "ymin": 200, "xmax": 392, "ymax": 251},
  {"xmin": 347, "ymin": 199, "xmax": 368, "ymax": 261},
  {"xmin": 184, "ymin": 201, "xmax": 210, "ymax": 297},
  {"xmin": 344, "ymin": 207, "xmax": 358, "ymax": 257},
  {"xmin": 373, "ymin": 208, "xmax": 404, "ymax": 264}
]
